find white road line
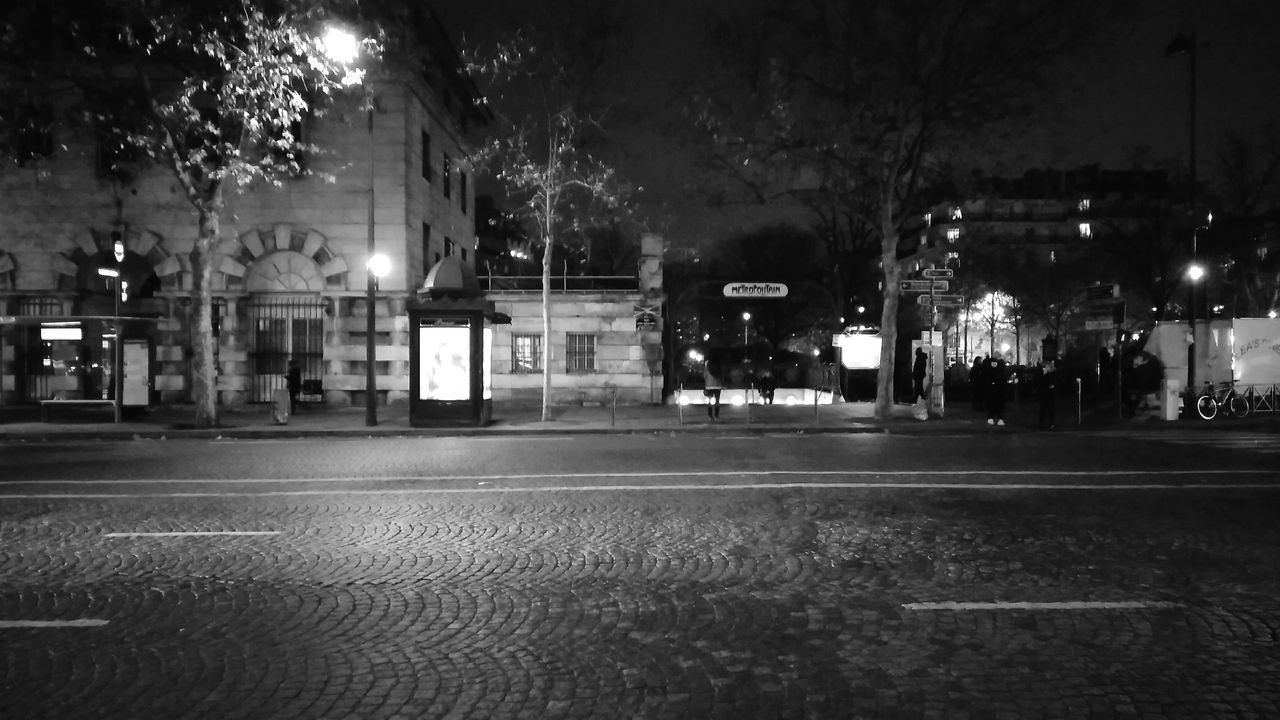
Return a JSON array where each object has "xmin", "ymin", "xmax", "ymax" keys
[
  {"xmin": 1, "ymin": 481, "xmax": 1277, "ymax": 500},
  {"xmin": 904, "ymin": 601, "xmax": 1181, "ymax": 611},
  {"xmin": 0, "ymin": 619, "xmax": 109, "ymax": 628},
  {"xmin": 103, "ymin": 531, "xmax": 280, "ymax": 537},
  {"xmin": 1, "ymin": 468, "xmax": 1275, "ymax": 486}
]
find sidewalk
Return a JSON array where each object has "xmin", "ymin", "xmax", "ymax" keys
[{"xmin": 0, "ymin": 395, "xmax": 1270, "ymax": 441}]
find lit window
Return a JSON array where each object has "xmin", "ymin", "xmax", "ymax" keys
[
  {"xmin": 924, "ymin": 212, "xmax": 932, "ymax": 227},
  {"xmin": 1078, "ymin": 198, "xmax": 1090, "ymax": 212},
  {"xmin": 566, "ymin": 333, "xmax": 596, "ymax": 373},
  {"xmin": 950, "ymin": 206, "xmax": 962, "ymax": 220},
  {"xmin": 1049, "ymin": 250, "xmax": 1057, "ymax": 263},
  {"xmin": 946, "ymin": 228, "xmax": 960, "ymax": 242},
  {"xmin": 512, "ymin": 334, "xmax": 542, "ymax": 373},
  {"xmin": 1078, "ymin": 223, "xmax": 1092, "ymax": 238}
]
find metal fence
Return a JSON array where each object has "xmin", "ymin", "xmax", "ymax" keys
[
  {"xmin": 247, "ymin": 296, "xmax": 325, "ymax": 403},
  {"xmin": 481, "ymin": 275, "xmax": 637, "ymax": 292}
]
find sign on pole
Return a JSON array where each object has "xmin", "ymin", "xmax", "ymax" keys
[
  {"xmin": 900, "ymin": 280, "xmax": 933, "ymax": 292},
  {"xmin": 917, "ymin": 294, "xmax": 964, "ymax": 307},
  {"xmin": 922, "ymin": 268, "xmax": 954, "ymax": 279},
  {"xmin": 930, "ymin": 280, "xmax": 949, "ymax": 292}
]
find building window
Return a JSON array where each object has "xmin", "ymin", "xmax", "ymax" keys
[
  {"xmin": 566, "ymin": 333, "xmax": 596, "ymax": 373},
  {"xmin": 923, "ymin": 212, "xmax": 932, "ymax": 227},
  {"xmin": 421, "ymin": 130, "xmax": 431, "ymax": 182},
  {"xmin": 949, "ymin": 206, "xmax": 963, "ymax": 221},
  {"xmin": 460, "ymin": 171, "xmax": 468, "ymax": 214},
  {"xmin": 461, "ymin": 247, "xmax": 468, "ymax": 263},
  {"xmin": 1078, "ymin": 222, "xmax": 1092, "ymax": 238},
  {"xmin": 1077, "ymin": 198, "xmax": 1090, "ymax": 213},
  {"xmin": 946, "ymin": 228, "xmax": 961, "ymax": 242},
  {"xmin": 512, "ymin": 334, "xmax": 542, "ymax": 374},
  {"xmin": 422, "ymin": 223, "xmax": 432, "ymax": 275},
  {"xmin": 445, "ymin": 237, "xmax": 454, "ymax": 257},
  {"xmin": 443, "ymin": 153, "xmax": 452, "ymax": 198}
]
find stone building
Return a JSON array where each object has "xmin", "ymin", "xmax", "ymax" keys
[{"xmin": 0, "ymin": 12, "xmax": 487, "ymax": 411}]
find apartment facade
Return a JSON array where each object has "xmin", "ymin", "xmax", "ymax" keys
[{"xmin": 0, "ymin": 17, "xmax": 486, "ymax": 410}]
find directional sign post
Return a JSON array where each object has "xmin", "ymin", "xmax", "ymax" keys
[
  {"xmin": 900, "ymin": 280, "xmax": 933, "ymax": 292},
  {"xmin": 922, "ymin": 268, "xmax": 954, "ymax": 279},
  {"xmin": 917, "ymin": 294, "xmax": 964, "ymax": 307}
]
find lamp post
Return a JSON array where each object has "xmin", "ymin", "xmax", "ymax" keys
[
  {"xmin": 741, "ymin": 311, "xmax": 751, "ymax": 349},
  {"xmin": 1185, "ymin": 213, "xmax": 1212, "ymax": 409},
  {"xmin": 322, "ymin": 28, "xmax": 379, "ymax": 425},
  {"xmin": 97, "ymin": 236, "xmax": 126, "ymax": 423}
]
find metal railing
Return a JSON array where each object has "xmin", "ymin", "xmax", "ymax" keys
[{"xmin": 481, "ymin": 275, "xmax": 637, "ymax": 293}]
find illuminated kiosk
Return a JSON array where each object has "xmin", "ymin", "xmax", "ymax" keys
[{"xmin": 408, "ymin": 257, "xmax": 510, "ymax": 427}]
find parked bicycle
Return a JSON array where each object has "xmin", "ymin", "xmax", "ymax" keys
[{"xmin": 1194, "ymin": 381, "xmax": 1251, "ymax": 420}]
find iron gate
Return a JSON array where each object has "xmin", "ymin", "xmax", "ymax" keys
[{"xmin": 248, "ymin": 296, "xmax": 325, "ymax": 403}]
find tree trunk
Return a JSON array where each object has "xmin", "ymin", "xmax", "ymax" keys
[
  {"xmin": 541, "ymin": 207, "xmax": 554, "ymax": 422},
  {"xmin": 190, "ymin": 196, "xmax": 221, "ymax": 429},
  {"xmin": 874, "ymin": 222, "xmax": 902, "ymax": 421}
]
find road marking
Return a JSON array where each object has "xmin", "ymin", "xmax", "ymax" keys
[
  {"xmin": 103, "ymin": 531, "xmax": 280, "ymax": 537},
  {"xmin": 1, "ymin": 480, "xmax": 1276, "ymax": 500},
  {"xmin": 904, "ymin": 601, "xmax": 1181, "ymax": 611},
  {"xmin": 0, "ymin": 619, "xmax": 109, "ymax": 628},
  {"xmin": 2, "ymin": 468, "xmax": 1275, "ymax": 486}
]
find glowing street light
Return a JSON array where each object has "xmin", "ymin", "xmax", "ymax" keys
[{"xmin": 323, "ymin": 26, "xmax": 379, "ymax": 426}]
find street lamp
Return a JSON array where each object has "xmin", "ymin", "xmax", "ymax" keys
[
  {"xmin": 741, "ymin": 311, "xmax": 751, "ymax": 348},
  {"xmin": 323, "ymin": 27, "xmax": 378, "ymax": 426},
  {"xmin": 96, "ymin": 235, "xmax": 126, "ymax": 423},
  {"xmin": 1186, "ymin": 213, "xmax": 1212, "ymax": 410}
]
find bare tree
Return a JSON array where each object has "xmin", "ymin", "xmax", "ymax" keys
[
  {"xmin": 691, "ymin": 0, "xmax": 1123, "ymax": 419},
  {"xmin": 465, "ymin": 20, "xmax": 627, "ymax": 420}
]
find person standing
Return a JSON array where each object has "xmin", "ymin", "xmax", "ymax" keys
[
  {"xmin": 912, "ymin": 347, "xmax": 928, "ymax": 402},
  {"xmin": 703, "ymin": 356, "xmax": 723, "ymax": 421},
  {"xmin": 285, "ymin": 360, "xmax": 302, "ymax": 415},
  {"xmin": 984, "ymin": 352, "xmax": 1008, "ymax": 426},
  {"xmin": 1037, "ymin": 359, "xmax": 1057, "ymax": 429},
  {"xmin": 969, "ymin": 356, "xmax": 985, "ymax": 410}
]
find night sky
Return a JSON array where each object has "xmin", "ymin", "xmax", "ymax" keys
[{"xmin": 437, "ymin": 0, "xmax": 1280, "ymax": 245}]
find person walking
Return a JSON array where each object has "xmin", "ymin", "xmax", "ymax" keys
[
  {"xmin": 912, "ymin": 347, "xmax": 928, "ymax": 402},
  {"xmin": 703, "ymin": 356, "xmax": 723, "ymax": 421},
  {"xmin": 1037, "ymin": 359, "xmax": 1057, "ymax": 429},
  {"xmin": 984, "ymin": 352, "xmax": 1008, "ymax": 426}
]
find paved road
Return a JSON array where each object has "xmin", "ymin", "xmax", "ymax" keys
[{"xmin": 2, "ymin": 433, "xmax": 1278, "ymax": 719}]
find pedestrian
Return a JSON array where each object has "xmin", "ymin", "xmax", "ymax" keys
[
  {"xmin": 757, "ymin": 364, "xmax": 776, "ymax": 405},
  {"xmin": 912, "ymin": 347, "xmax": 928, "ymax": 402},
  {"xmin": 970, "ymin": 356, "xmax": 985, "ymax": 409},
  {"xmin": 285, "ymin": 360, "xmax": 302, "ymax": 415},
  {"xmin": 703, "ymin": 356, "xmax": 722, "ymax": 421},
  {"xmin": 1037, "ymin": 359, "xmax": 1057, "ymax": 429},
  {"xmin": 984, "ymin": 351, "xmax": 1008, "ymax": 426}
]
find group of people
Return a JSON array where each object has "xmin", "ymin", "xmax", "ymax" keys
[
  {"xmin": 700, "ymin": 358, "xmax": 778, "ymax": 421},
  {"xmin": 967, "ymin": 352, "xmax": 1058, "ymax": 429}
]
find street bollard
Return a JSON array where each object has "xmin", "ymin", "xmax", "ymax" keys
[
  {"xmin": 1076, "ymin": 377, "xmax": 1083, "ymax": 426},
  {"xmin": 610, "ymin": 386, "xmax": 618, "ymax": 428},
  {"xmin": 677, "ymin": 384, "xmax": 684, "ymax": 426},
  {"xmin": 747, "ymin": 383, "xmax": 753, "ymax": 425}
]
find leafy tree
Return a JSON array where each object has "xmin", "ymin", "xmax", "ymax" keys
[
  {"xmin": 1, "ymin": 0, "xmax": 373, "ymax": 428},
  {"xmin": 464, "ymin": 5, "xmax": 629, "ymax": 421},
  {"xmin": 691, "ymin": 0, "xmax": 1124, "ymax": 419}
]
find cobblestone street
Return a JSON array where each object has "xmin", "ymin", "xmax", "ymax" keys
[{"xmin": 2, "ymin": 434, "xmax": 1278, "ymax": 719}]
